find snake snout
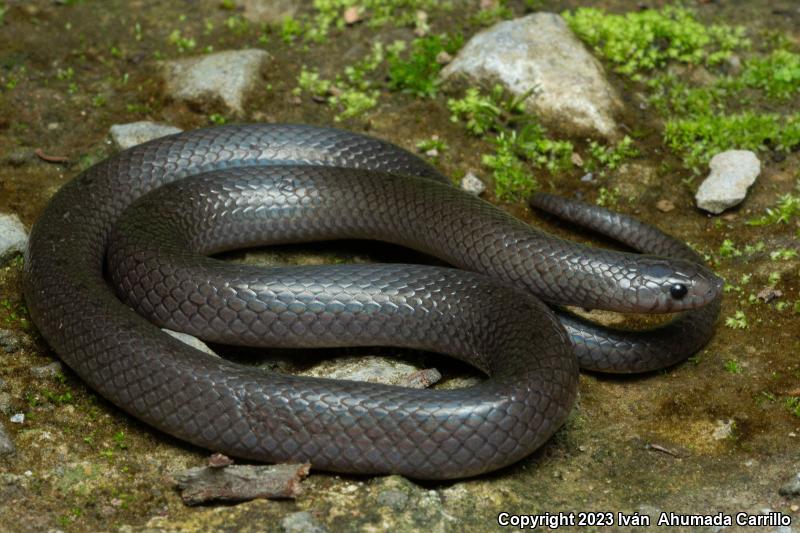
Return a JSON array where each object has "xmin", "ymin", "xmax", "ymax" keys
[{"xmin": 633, "ymin": 260, "xmax": 721, "ymax": 313}]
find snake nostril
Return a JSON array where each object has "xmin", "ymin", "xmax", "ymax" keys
[{"xmin": 669, "ymin": 283, "xmax": 688, "ymax": 299}]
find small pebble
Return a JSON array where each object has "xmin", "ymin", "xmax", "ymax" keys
[
  {"xmin": 460, "ymin": 171, "xmax": 486, "ymax": 195},
  {"xmin": 0, "ymin": 421, "xmax": 14, "ymax": 456},
  {"xmin": 779, "ymin": 472, "xmax": 800, "ymax": 497},
  {"xmin": 570, "ymin": 152, "xmax": 584, "ymax": 167},
  {"xmin": 655, "ymin": 199, "xmax": 675, "ymax": 213},
  {"xmin": 5, "ymin": 150, "xmax": 32, "ymax": 167},
  {"xmin": 0, "ymin": 213, "xmax": 29, "ymax": 263},
  {"xmin": 0, "ymin": 392, "xmax": 12, "ymax": 416},
  {"xmin": 695, "ymin": 150, "xmax": 761, "ymax": 214},
  {"xmin": 343, "ymin": 6, "xmax": 361, "ymax": 25},
  {"xmin": 435, "ymin": 51, "xmax": 452, "ymax": 65},
  {"xmin": 30, "ymin": 361, "xmax": 63, "ymax": 379},
  {"xmin": 580, "ymin": 172, "xmax": 593, "ymax": 183},
  {"xmin": 10, "ymin": 413, "xmax": 24, "ymax": 424},
  {"xmin": 208, "ymin": 452, "xmax": 234, "ymax": 468}
]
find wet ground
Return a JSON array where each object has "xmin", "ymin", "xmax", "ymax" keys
[{"xmin": 0, "ymin": 0, "xmax": 798, "ymax": 531}]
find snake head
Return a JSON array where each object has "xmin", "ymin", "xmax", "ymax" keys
[{"xmin": 632, "ymin": 258, "xmax": 723, "ymax": 312}]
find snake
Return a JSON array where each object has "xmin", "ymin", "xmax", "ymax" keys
[{"xmin": 24, "ymin": 124, "xmax": 722, "ymax": 480}]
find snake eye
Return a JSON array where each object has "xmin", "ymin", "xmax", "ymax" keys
[{"xmin": 670, "ymin": 283, "xmax": 688, "ymax": 299}]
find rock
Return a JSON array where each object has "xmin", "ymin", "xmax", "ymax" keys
[
  {"xmin": 171, "ymin": 463, "xmax": 310, "ymax": 505},
  {"xmin": 580, "ymin": 172, "xmax": 593, "ymax": 182},
  {"xmin": 343, "ymin": 6, "xmax": 362, "ymax": 25},
  {"xmin": 0, "ymin": 421, "xmax": 14, "ymax": 456},
  {"xmin": 0, "ymin": 392, "xmax": 12, "ymax": 416},
  {"xmin": 656, "ymin": 199, "xmax": 675, "ymax": 213},
  {"xmin": 368, "ymin": 476, "xmax": 455, "ymax": 530},
  {"xmin": 440, "ymin": 13, "xmax": 623, "ymax": 140},
  {"xmin": 0, "ymin": 329, "xmax": 29, "ymax": 354},
  {"xmin": 435, "ymin": 51, "xmax": 452, "ymax": 65},
  {"xmin": 5, "ymin": 150, "xmax": 33, "ymax": 167},
  {"xmin": 695, "ymin": 150, "xmax": 761, "ymax": 214},
  {"xmin": 109, "ymin": 121, "xmax": 183, "ymax": 150},
  {"xmin": 162, "ymin": 49, "xmax": 271, "ymax": 115},
  {"xmin": 0, "ymin": 213, "xmax": 28, "ymax": 264},
  {"xmin": 163, "ymin": 329, "xmax": 218, "ymax": 357},
  {"xmin": 207, "ymin": 453, "xmax": 234, "ymax": 468},
  {"xmin": 9, "ymin": 413, "xmax": 24, "ymax": 424},
  {"xmin": 30, "ymin": 361, "xmax": 63, "ymax": 379},
  {"xmin": 398, "ymin": 368, "xmax": 442, "ymax": 389},
  {"xmin": 237, "ymin": 0, "xmax": 297, "ymax": 24},
  {"xmin": 779, "ymin": 472, "xmax": 800, "ymax": 497},
  {"xmin": 282, "ymin": 511, "xmax": 329, "ymax": 533},
  {"xmin": 298, "ymin": 355, "xmax": 433, "ymax": 387},
  {"xmin": 460, "ymin": 171, "xmax": 486, "ymax": 195}
]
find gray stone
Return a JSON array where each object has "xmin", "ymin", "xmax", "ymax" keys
[
  {"xmin": 162, "ymin": 330, "xmax": 218, "ymax": 357},
  {"xmin": 282, "ymin": 511, "xmax": 328, "ymax": 533},
  {"xmin": 695, "ymin": 150, "xmax": 761, "ymax": 214},
  {"xmin": 0, "ymin": 421, "xmax": 14, "ymax": 456},
  {"xmin": 460, "ymin": 171, "xmax": 486, "ymax": 195},
  {"xmin": 5, "ymin": 150, "xmax": 32, "ymax": 167},
  {"xmin": 298, "ymin": 355, "xmax": 432, "ymax": 387},
  {"xmin": 0, "ymin": 392, "xmax": 12, "ymax": 416},
  {"xmin": 779, "ymin": 472, "xmax": 800, "ymax": 497},
  {"xmin": 163, "ymin": 49, "xmax": 271, "ymax": 115},
  {"xmin": 110, "ymin": 121, "xmax": 183, "ymax": 151},
  {"xmin": 0, "ymin": 213, "xmax": 28, "ymax": 263},
  {"xmin": 441, "ymin": 13, "xmax": 622, "ymax": 140},
  {"xmin": 30, "ymin": 361, "xmax": 63, "ymax": 379},
  {"xmin": 0, "ymin": 329, "xmax": 28, "ymax": 354}
]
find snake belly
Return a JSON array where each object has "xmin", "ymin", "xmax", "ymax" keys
[{"xmin": 24, "ymin": 124, "xmax": 721, "ymax": 479}]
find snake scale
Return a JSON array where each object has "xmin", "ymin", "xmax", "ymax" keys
[{"xmin": 24, "ymin": 124, "xmax": 722, "ymax": 479}]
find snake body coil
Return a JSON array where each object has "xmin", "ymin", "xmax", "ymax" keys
[{"xmin": 24, "ymin": 124, "xmax": 721, "ymax": 479}]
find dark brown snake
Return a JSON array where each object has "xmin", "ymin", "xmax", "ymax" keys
[{"xmin": 23, "ymin": 124, "xmax": 722, "ymax": 479}]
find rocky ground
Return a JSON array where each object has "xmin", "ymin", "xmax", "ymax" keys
[{"xmin": 0, "ymin": 0, "xmax": 799, "ymax": 531}]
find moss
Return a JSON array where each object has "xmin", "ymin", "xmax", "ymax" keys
[
  {"xmin": 663, "ymin": 112, "xmax": 800, "ymax": 171},
  {"xmin": 448, "ymin": 85, "xmax": 572, "ymax": 200},
  {"xmin": 447, "ymin": 87, "xmax": 503, "ymax": 136},
  {"xmin": 746, "ymin": 192, "xmax": 800, "ymax": 226},
  {"xmin": 387, "ymin": 34, "xmax": 462, "ymax": 98},
  {"xmin": 725, "ymin": 310, "xmax": 749, "ymax": 329},
  {"xmin": 564, "ymin": 6, "xmax": 748, "ymax": 80},
  {"xmin": 293, "ymin": 43, "xmax": 384, "ymax": 121},
  {"xmin": 310, "ymin": 0, "xmax": 446, "ymax": 41},
  {"xmin": 741, "ymin": 49, "xmax": 800, "ymax": 100},
  {"xmin": 586, "ymin": 135, "xmax": 639, "ymax": 173}
]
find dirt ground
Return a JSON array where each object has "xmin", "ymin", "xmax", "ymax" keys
[{"xmin": 0, "ymin": 1, "xmax": 798, "ymax": 531}]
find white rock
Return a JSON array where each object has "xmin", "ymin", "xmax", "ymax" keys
[
  {"xmin": 695, "ymin": 150, "xmax": 761, "ymax": 214},
  {"xmin": 0, "ymin": 213, "xmax": 28, "ymax": 262},
  {"xmin": 110, "ymin": 121, "xmax": 183, "ymax": 150},
  {"xmin": 460, "ymin": 171, "xmax": 486, "ymax": 195},
  {"xmin": 162, "ymin": 49, "xmax": 271, "ymax": 115},
  {"xmin": 298, "ymin": 355, "xmax": 425, "ymax": 386},
  {"xmin": 163, "ymin": 329, "xmax": 218, "ymax": 357},
  {"xmin": 440, "ymin": 13, "xmax": 623, "ymax": 140}
]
